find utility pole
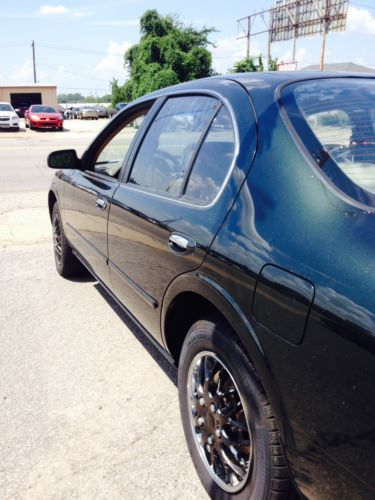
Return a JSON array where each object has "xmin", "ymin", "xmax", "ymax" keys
[
  {"xmin": 246, "ymin": 16, "xmax": 251, "ymax": 58},
  {"xmin": 320, "ymin": 0, "xmax": 329, "ymax": 71},
  {"xmin": 31, "ymin": 40, "xmax": 37, "ymax": 83}
]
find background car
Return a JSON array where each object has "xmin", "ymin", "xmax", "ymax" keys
[
  {"xmin": 14, "ymin": 103, "xmax": 30, "ymax": 118},
  {"xmin": 111, "ymin": 102, "xmax": 127, "ymax": 116},
  {"xmin": 25, "ymin": 104, "xmax": 64, "ymax": 130},
  {"xmin": 69, "ymin": 107, "xmax": 81, "ymax": 119},
  {"xmin": 95, "ymin": 105, "xmax": 110, "ymax": 118},
  {"xmin": 47, "ymin": 73, "xmax": 375, "ymax": 500},
  {"xmin": 107, "ymin": 108, "xmax": 117, "ymax": 117},
  {"xmin": 0, "ymin": 102, "xmax": 20, "ymax": 130},
  {"xmin": 63, "ymin": 106, "xmax": 75, "ymax": 119},
  {"xmin": 76, "ymin": 106, "xmax": 98, "ymax": 120}
]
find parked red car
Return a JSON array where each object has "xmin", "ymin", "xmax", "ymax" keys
[{"xmin": 25, "ymin": 105, "xmax": 64, "ymax": 130}]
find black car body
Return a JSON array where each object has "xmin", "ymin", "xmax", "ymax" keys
[
  {"xmin": 14, "ymin": 103, "xmax": 29, "ymax": 118},
  {"xmin": 48, "ymin": 73, "xmax": 375, "ymax": 499}
]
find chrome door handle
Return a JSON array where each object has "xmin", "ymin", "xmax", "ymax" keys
[
  {"xmin": 169, "ymin": 233, "xmax": 196, "ymax": 253},
  {"xmin": 96, "ymin": 197, "xmax": 108, "ymax": 210}
]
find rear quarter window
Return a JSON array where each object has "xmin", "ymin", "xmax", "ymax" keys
[
  {"xmin": 184, "ymin": 106, "xmax": 235, "ymax": 204},
  {"xmin": 282, "ymin": 78, "xmax": 375, "ymax": 208}
]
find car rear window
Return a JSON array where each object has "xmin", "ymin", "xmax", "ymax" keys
[{"xmin": 282, "ymin": 78, "xmax": 375, "ymax": 207}]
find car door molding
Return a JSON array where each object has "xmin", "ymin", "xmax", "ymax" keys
[
  {"xmin": 108, "ymin": 260, "xmax": 158, "ymax": 309},
  {"xmin": 66, "ymin": 222, "xmax": 107, "ymax": 263}
]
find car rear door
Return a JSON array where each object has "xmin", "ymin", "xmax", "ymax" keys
[{"xmin": 107, "ymin": 84, "xmax": 257, "ymax": 344}]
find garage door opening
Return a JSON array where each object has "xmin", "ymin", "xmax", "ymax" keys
[{"xmin": 10, "ymin": 92, "xmax": 42, "ymax": 108}]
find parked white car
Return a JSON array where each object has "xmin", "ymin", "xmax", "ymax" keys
[{"xmin": 0, "ymin": 102, "xmax": 19, "ymax": 130}]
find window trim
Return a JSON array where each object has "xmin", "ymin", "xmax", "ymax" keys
[
  {"xmin": 278, "ymin": 77, "xmax": 375, "ymax": 211},
  {"xmin": 120, "ymin": 90, "xmax": 240, "ymax": 208},
  {"xmin": 179, "ymin": 103, "xmax": 223, "ymax": 197},
  {"xmin": 80, "ymin": 98, "xmax": 161, "ymax": 182}
]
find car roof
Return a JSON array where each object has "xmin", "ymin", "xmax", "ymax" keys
[{"xmin": 132, "ymin": 71, "xmax": 375, "ymax": 105}]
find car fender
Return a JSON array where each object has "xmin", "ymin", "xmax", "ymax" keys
[
  {"xmin": 161, "ymin": 269, "xmax": 294, "ymax": 446},
  {"xmin": 48, "ymin": 175, "xmax": 65, "ymax": 222}
]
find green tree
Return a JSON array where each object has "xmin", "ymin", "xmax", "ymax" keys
[
  {"xmin": 230, "ymin": 54, "xmax": 278, "ymax": 73},
  {"xmin": 268, "ymin": 57, "xmax": 278, "ymax": 71},
  {"xmin": 115, "ymin": 9, "xmax": 215, "ymax": 101},
  {"xmin": 230, "ymin": 56, "xmax": 258, "ymax": 73},
  {"xmin": 110, "ymin": 78, "xmax": 127, "ymax": 107},
  {"xmin": 57, "ymin": 92, "xmax": 85, "ymax": 103}
]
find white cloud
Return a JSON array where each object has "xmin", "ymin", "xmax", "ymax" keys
[
  {"xmin": 39, "ymin": 4, "xmax": 69, "ymax": 15},
  {"xmin": 7, "ymin": 59, "xmax": 48, "ymax": 83},
  {"xmin": 211, "ymin": 36, "xmax": 262, "ymax": 74},
  {"xmin": 95, "ymin": 41, "xmax": 132, "ymax": 81},
  {"xmin": 347, "ymin": 6, "xmax": 375, "ymax": 35},
  {"xmin": 277, "ymin": 47, "xmax": 314, "ymax": 69},
  {"xmin": 11, "ymin": 60, "xmax": 34, "ymax": 82},
  {"xmin": 354, "ymin": 56, "xmax": 370, "ymax": 67}
]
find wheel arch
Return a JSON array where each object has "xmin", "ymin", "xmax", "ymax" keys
[
  {"xmin": 161, "ymin": 270, "xmax": 293, "ymax": 447},
  {"xmin": 48, "ymin": 189, "xmax": 57, "ymax": 221},
  {"xmin": 162, "ymin": 272, "xmax": 265, "ymax": 368}
]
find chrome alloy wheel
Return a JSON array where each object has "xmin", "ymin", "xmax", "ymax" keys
[
  {"xmin": 187, "ymin": 351, "xmax": 252, "ymax": 493},
  {"xmin": 53, "ymin": 214, "xmax": 62, "ymax": 265}
]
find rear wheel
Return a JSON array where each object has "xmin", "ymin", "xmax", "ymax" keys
[
  {"xmin": 52, "ymin": 202, "xmax": 84, "ymax": 277},
  {"xmin": 178, "ymin": 317, "xmax": 296, "ymax": 499}
]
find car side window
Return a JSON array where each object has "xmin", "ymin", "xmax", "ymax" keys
[
  {"xmin": 94, "ymin": 113, "xmax": 146, "ymax": 178},
  {"xmin": 128, "ymin": 96, "xmax": 220, "ymax": 194},
  {"xmin": 183, "ymin": 107, "xmax": 235, "ymax": 204}
]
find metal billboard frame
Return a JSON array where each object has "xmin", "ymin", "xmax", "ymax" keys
[{"xmin": 237, "ymin": 0, "xmax": 349, "ymax": 70}]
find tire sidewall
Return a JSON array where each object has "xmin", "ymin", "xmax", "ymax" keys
[
  {"xmin": 52, "ymin": 203, "xmax": 64, "ymax": 273},
  {"xmin": 178, "ymin": 320, "xmax": 272, "ymax": 500}
]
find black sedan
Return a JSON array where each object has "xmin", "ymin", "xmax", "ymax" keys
[{"xmin": 47, "ymin": 73, "xmax": 375, "ymax": 499}]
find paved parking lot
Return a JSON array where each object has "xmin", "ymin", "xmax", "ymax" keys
[{"xmin": 0, "ymin": 119, "xmax": 207, "ymax": 499}]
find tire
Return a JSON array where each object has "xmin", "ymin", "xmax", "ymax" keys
[
  {"xmin": 178, "ymin": 317, "xmax": 296, "ymax": 500},
  {"xmin": 52, "ymin": 202, "xmax": 84, "ymax": 278}
]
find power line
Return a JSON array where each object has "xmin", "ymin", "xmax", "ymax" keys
[
  {"xmin": 0, "ymin": 43, "xmax": 29, "ymax": 48},
  {"xmin": 37, "ymin": 42, "xmax": 123, "ymax": 57},
  {"xmin": 37, "ymin": 62, "xmax": 111, "ymax": 82},
  {"xmin": 0, "ymin": 41, "xmax": 124, "ymax": 58},
  {"xmin": 59, "ymin": 86, "xmax": 109, "ymax": 91}
]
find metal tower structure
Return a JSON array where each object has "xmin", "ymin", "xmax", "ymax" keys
[{"xmin": 237, "ymin": 0, "xmax": 349, "ymax": 70}]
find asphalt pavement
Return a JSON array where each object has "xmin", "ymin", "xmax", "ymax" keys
[{"xmin": 0, "ymin": 119, "xmax": 208, "ymax": 499}]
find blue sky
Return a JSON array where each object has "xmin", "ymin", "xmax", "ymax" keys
[{"xmin": 1, "ymin": 0, "xmax": 375, "ymax": 96}]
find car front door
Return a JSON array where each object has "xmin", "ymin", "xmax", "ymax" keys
[
  {"xmin": 107, "ymin": 86, "xmax": 257, "ymax": 344},
  {"xmin": 63, "ymin": 104, "xmax": 153, "ymax": 286}
]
